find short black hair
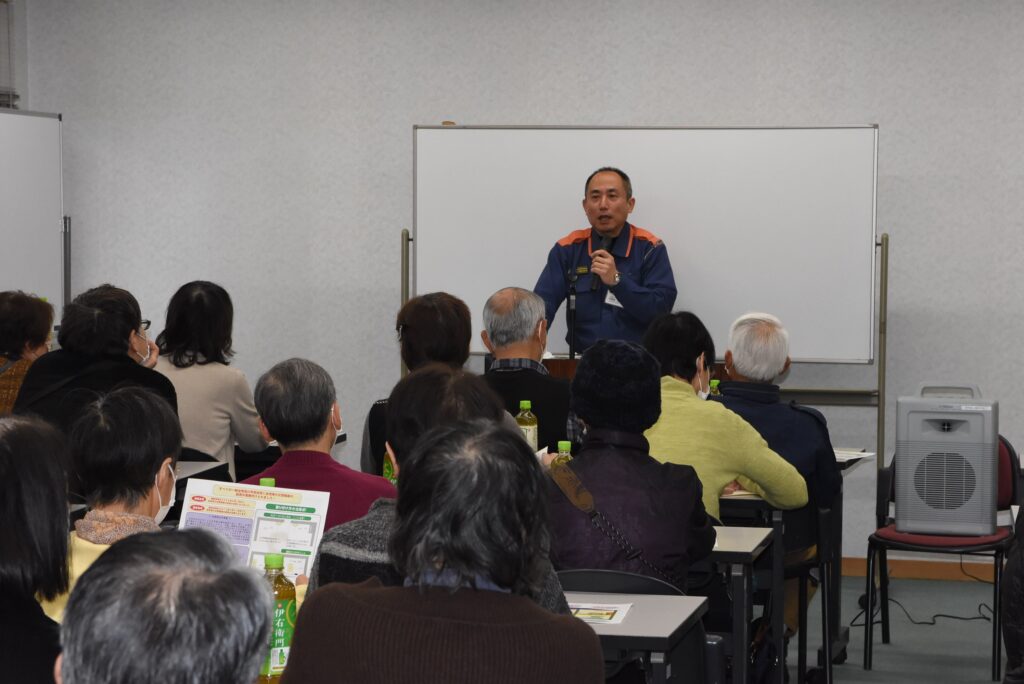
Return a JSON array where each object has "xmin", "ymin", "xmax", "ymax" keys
[
  {"xmin": 254, "ymin": 358, "xmax": 335, "ymax": 448},
  {"xmin": 61, "ymin": 528, "xmax": 271, "ymax": 684},
  {"xmin": 643, "ymin": 311, "xmax": 716, "ymax": 382},
  {"xmin": 0, "ymin": 415, "xmax": 69, "ymax": 601},
  {"xmin": 395, "ymin": 292, "xmax": 471, "ymax": 371},
  {"xmin": 0, "ymin": 291, "xmax": 53, "ymax": 358},
  {"xmin": 58, "ymin": 284, "xmax": 142, "ymax": 358},
  {"xmin": 585, "ymin": 166, "xmax": 633, "ymax": 199},
  {"xmin": 70, "ymin": 387, "xmax": 182, "ymax": 507},
  {"xmin": 571, "ymin": 339, "xmax": 662, "ymax": 433},
  {"xmin": 385, "ymin": 364, "xmax": 506, "ymax": 465},
  {"xmin": 156, "ymin": 281, "xmax": 234, "ymax": 367},
  {"xmin": 390, "ymin": 420, "xmax": 550, "ymax": 598}
]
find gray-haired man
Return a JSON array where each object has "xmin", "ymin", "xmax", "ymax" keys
[
  {"xmin": 481, "ymin": 287, "xmax": 580, "ymax": 452},
  {"xmin": 57, "ymin": 529, "xmax": 270, "ymax": 684}
]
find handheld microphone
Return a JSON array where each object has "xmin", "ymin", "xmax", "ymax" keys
[{"xmin": 591, "ymin": 235, "xmax": 612, "ymax": 291}]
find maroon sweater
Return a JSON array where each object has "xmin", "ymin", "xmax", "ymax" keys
[
  {"xmin": 242, "ymin": 450, "xmax": 395, "ymax": 530},
  {"xmin": 281, "ymin": 579, "xmax": 603, "ymax": 684}
]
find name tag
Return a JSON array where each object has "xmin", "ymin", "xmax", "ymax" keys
[{"xmin": 605, "ymin": 291, "xmax": 623, "ymax": 308}]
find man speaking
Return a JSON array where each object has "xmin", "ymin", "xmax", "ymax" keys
[{"xmin": 534, "ymin": 167, "xmax": 677, "ymax": 351}]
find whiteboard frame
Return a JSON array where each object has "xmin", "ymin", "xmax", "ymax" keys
[
  {"xmin": 0, "ymin": 109, "xmax": 66, "ymax": 319},
  {"xmin": 413, "ymin": 124, "xmax": 878, "ymax": 363}
]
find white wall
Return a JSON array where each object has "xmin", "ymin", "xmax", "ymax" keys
[{"xmin": 23, "ymin": 0, "xmax": 1024, "ymax": 559}]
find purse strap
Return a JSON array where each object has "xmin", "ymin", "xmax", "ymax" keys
[{"xmin": 549, "ymin": 463, "xmax": 676, "ymax": 586}]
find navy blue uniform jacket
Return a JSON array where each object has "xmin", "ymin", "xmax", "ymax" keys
[{"xmin": 534, "ymin": 224, "xmax": 676, "ymax": 349}]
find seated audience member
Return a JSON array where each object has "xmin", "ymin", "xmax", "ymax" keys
[
  {"xmin": 0, "ymin": 416, "xmax": 69, "ymax": 683},
  {"xmin": 715, "ymin": 313, "xmax": 842, "ymax": 508},
  {"xmin": 283, "ymin": 421, "xmax": 603, "ymax": 684},
  {"xmin": 361, "ymin": 291, "xmax": 472, "ymax": 475},
  {"xmin": 312, "ymin": 364, "xmax": 569, "ymax": 614},
  {"xmin": 155, "ymin": 281, "xmax": 266, "ymax": 479},
  {"xmin": 1003, "ymin": 515, "xmax": 1024, "ymax": 684},
  {"xmin": 242, "ymin": 358, "xmax": 395, "ymax": 529},
  {"xmin": 714, "ymin": 312, "xmax": 843, "ymax": 635},
  {"xmin": 14, "ymin": 284, "xmax": 177, "ymax": 433},
  {"xmin": 56, "ymin": 528, "xmax": 270, "ymax": 684},
  {"xmin": 481, "ymin": 287, "xmax": 579, "ymax": 451},
  {"xmin": 643, "ymin": 311, "xmax": 807, "ymax": 520},
  {"xmin": 546, "ymin": 340, "xmax": 716, "ymax": 590},
  {"xmin": 40, "ymin": 387, "xmax": 182, "ymax": 621},
  {"xmin": 0, "ymin": 291, "xmax": 53, "ymax": 415}
]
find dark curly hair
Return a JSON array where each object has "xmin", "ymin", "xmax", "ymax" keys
[
  {"xmin": 390, "ymin": 420, "xmax": 551, "ymax": 599},
  {"xmin": 57, "ymin": 285, "xmax": 142, "ymax": 359},
  {"xmin": 0, "ymin": 291, "xmax": 53, "ymax": 358}
]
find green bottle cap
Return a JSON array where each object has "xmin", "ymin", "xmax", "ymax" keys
[
  {"xmin": 557, "ymin": 440, "xmax": 572, "ymax": 452},
  {"xmin": 259, "ymin": 477, "xmax": 276, "ymax": 487},
  {"xmin": 264, "ymin": 553, "xmax": 284, "ymax": 570},
  {"xmin": 519, "ymin": 400, "xmax": 532, "ymax": 410},
  {"xmin": 709, "ymin": 379, "xmax": 720, "ymax": 388}
]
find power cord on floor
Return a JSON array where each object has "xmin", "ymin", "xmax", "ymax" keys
[
  {"xmin": 849, "ymin": 596, "xmax": 993, "ymax": 627},
  {"xmin": 959, "ymin": 555, "xmax": 993, "ymax": 584}
]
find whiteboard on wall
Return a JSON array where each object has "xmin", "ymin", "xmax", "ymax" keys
[
  {"xmin": 0, "ymin": 110, "xmax": 64, "ymax": 318},
  {"xmin": 414, "ymin": 126, "xmax": 877, "ymax": 363}
]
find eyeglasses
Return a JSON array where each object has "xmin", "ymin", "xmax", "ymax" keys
[{"xmin": 139, "ymin": 319, "xmax": 151, "ymax": 332}]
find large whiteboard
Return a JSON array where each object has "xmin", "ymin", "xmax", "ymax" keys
[
  {"xmin": 0, "ymin": 110, "xmax": 64, "ymax": 317},
  {"xmin": 415, "ymin": 126, "xmax": 877, "ymax": 363}
]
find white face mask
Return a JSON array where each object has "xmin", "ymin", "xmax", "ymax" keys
[
  {"xmin": 134, "ymin": 331, "xmax": 151, "ymax": 365},
  {"xmin": 154, "ymin": 463, "xmax": 176, "ymax": 525},
  {"xmin": 696, "ymin": 354, "xmax": 710, "ymax": 401}
]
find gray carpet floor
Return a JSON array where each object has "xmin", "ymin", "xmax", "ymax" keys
[{"xmin": 792, "ymin": 574, "xmax": 1002, "ymax": 683}]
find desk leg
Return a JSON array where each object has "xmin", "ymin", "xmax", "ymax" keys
[
  {"xmin": 732, "ymin": 562, "xmax": 752, "ymax": 684},
  {"xmin": 820, "ymin": 488, "xmax": 850, "ymax": 666},
  {"xmin": 650, "ymin": 651, "xmax": 668, "ymax": 684},
  {"xmin": 772, "ymin": 510, "xmax": 785, "ymax": 684}
]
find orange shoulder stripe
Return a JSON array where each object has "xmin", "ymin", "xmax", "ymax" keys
[
  {"xmin": 556, "ymin": 228, "xmax": 592, "ymax": 247},
  {"xmin": 630, "ymin": 225, "xmax": 663, "ymax": 247}
]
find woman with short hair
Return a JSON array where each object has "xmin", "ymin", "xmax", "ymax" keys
[
  {"xmin": 13, "ymin": 284, "xmax": 176, "ymax": 434},
  {"xmin": 40, "ymin": 386, "xmax": 182, "ymax": 621},
  {"xmin": 360, "ymin": 292, "xmax": 473, "ymax": 476},
  {"xmin": 155, "ymin": 281, "xmax": 265, "ymax": 479},
  {"xmin": 0, "ymin": 291, "xmax": 53, "ymax": 414},
  {"xmin": 0, "ymin": 415, "xmax": 69, "ymax": 682},
  {"xmin": 285, "ymin": 420, "xmax": 603, "ymax": 684}
]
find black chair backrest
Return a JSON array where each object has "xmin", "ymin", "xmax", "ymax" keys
[
  {"xmin": 557, "ymin": 568, "xmax": 683, "ymax": 596},
  {"xmin": 998, "ymin": 435, "xmax": 1020, "ymax": 509}
]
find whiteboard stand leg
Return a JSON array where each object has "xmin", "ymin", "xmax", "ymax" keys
[
  {"xmin": 62, "ymin": 215, "xmax": 71, "ymax": 308},
  {"xmin": 876, "ymin": 233, "xmax": 889, "ymax": 468},
  {"xmin": 400, "ymin": 228, "xmax": 412, "ymax": 377}
]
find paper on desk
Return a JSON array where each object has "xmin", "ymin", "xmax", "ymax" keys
[
  {"xmin": 835, "ymin": 448, "xmax": 875, "ymax": 462},
  {"xmin": 569, "ymin": 602, "xmax": 632, "ymax": 625},
  {"xmin": 178, "ymin": 478, "xmax": 330, "ymax": 582}
]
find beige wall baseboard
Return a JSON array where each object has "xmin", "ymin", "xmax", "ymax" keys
[{"xmin": 842, "ymin": 557, "xmax": 996, "ymax": 582}]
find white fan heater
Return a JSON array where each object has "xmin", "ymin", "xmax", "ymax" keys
[{"xmin": 894, "ymin": 384, "xmax": 998, "ymax": 536}]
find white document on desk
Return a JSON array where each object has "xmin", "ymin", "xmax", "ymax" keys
[
  {"xmin": 178, "ymin": 478, "xmax": 330, "ymax": 582},
  {"xmin": 570, "ymin": 602, "xmax": 633, "ymax": 625},
  {"xmin": 835, "ymin": 448, "xmax": 876, "ymax": 463}
]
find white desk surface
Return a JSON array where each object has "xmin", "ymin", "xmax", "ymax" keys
[
  {"xmin": 565, "ymin": 591, "xmax": 707, "ymax": 640},
  {"xmin": 175, "ymin": 461, "xmax": 227, "ymax": 479},
  {"xmin": 710, "ymin": 525, "xmax": 773, "ymax": 560}
]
